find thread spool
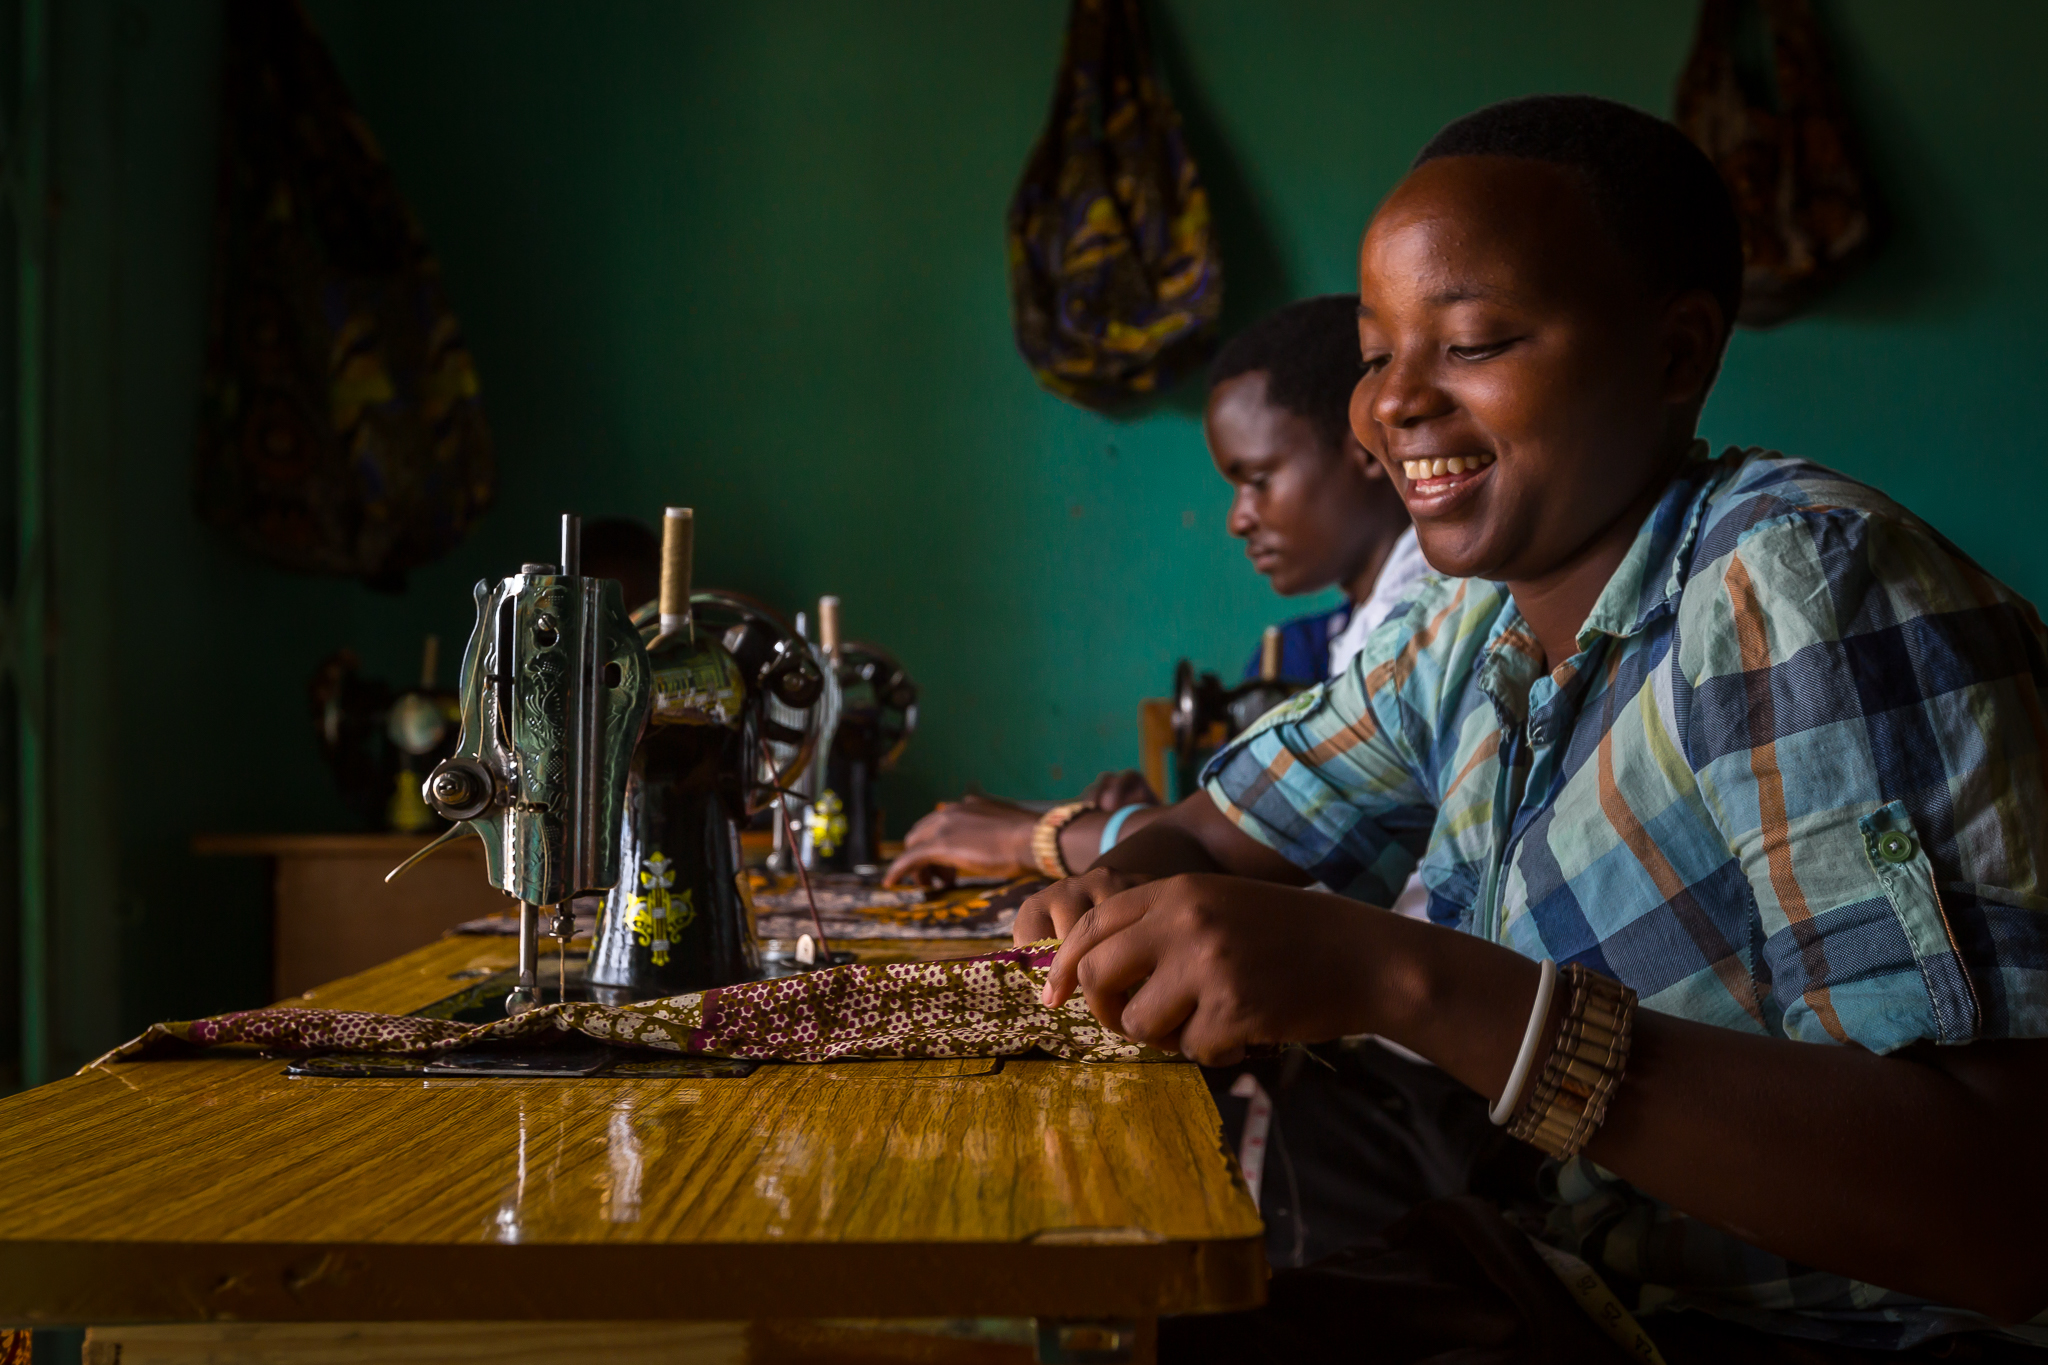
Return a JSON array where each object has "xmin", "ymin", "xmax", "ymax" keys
[
  {"xmin": 660, "ymin": 507, "xmax": 693, "ymax": 639},
  {"xmin": 818, "ymin": 595, "xmax": 842, "ymax": 662},
  {"xmin": 1259, "ymin": 625, "xmax": 1282, "ymax": 682}
]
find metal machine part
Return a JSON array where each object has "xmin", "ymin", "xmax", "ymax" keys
[
  {"xmin": 1169, "ymin": 659, "xmax": 1306, "ymax": 801},
  {"xmin": 406, "ymin": 514, "xmax": 654, "ymax": 1016},
  {"xmin": 812, "ymin": 639, "xmax": 918, "ymax": 874}
]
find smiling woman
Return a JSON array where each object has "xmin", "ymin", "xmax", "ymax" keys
[{"xmin": 1018, "ymin": 95, "xmax": 2048, "ymax": 1362}]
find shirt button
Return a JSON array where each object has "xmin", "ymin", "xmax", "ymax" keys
[{"xmin": 1876, "ymin": 831, "xmax": 1917, "ymax": 865}]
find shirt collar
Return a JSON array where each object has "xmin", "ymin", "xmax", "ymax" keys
[{"xmin": 1574, "ymin": 439, "xmax": 1721, "ymax": 648}]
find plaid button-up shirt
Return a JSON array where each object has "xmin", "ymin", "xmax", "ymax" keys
[{"xmin": 1204, "ymin": 446, "xmax": 2048, "ymax": 1349}]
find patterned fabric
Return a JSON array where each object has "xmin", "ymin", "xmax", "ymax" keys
[
  {"xmin": 1203, "ymin": 445, "xmax": 2048, "ymax": 1350},
  {"xmin": 1006, "ymin": 0, "xmax": 1222, "ymax": 410},
  {"xmin": 195, "ymin": 0, "xmax": 494, "ymax": 589},
  {"xmin": 750, "ymin": 874, "xmax": 1048, "ymax": 941},
  {"xmin": 1676, "ymin": 0, "xmax": 1878, "ymax": 327},
  {"xmin": 92, "ymin": 942, "xmax": 1168, "ymax": 1069}
]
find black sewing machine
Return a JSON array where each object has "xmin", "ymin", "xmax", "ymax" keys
[
  {"xmin": 585, "ymin": 508, "xmax": 830, "ymax": 1002},
  {"xmin": 796, "ymin": 595, "xmax": 918, "ymax": 876},
  {"xmin": 1169, "ymin": 627, "xmax": 1311, "ymax": 799}
]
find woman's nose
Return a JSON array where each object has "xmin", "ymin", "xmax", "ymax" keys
[
  {"xmin": 1227, "ymin": 494, "xmax": 1257, "ymax": 537},
  {"xmin": 1369, "ymin": 353, "xmax": 1450, "ymax": 432}
]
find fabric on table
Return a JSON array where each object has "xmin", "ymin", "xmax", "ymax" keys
[
  {"xmin": 750, "ymin": 873, "xmax": 1047, "ymax": 941},
  {"xmin": 89, "ymin": 941, "xmax": 1170, "ymax": 1069},
  {"xmin": 1202, "ymin": 445, "xmax": 2048, "ymax": 1349}
]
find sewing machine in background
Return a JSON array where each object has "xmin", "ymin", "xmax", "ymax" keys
[{"xmin": 1167, "ymin": 625, "xmax": 1311, "ymax": 800}]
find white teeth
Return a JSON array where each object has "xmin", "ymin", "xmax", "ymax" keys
[{"xmin": 1403, "ymin": 452, "xmax": 1496, "ymax": 481}]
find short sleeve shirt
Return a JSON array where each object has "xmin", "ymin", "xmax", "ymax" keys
[{"xmin": 1203, "ymin": 446, "xmax": 2048, "ymax": 1349}]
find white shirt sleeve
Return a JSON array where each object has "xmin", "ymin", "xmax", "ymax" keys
[{"xmin": 1325, "ymin": 526, "xmax": 1430, "ymax": 681}]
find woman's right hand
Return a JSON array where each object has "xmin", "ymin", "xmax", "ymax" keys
[
  {"xmin": 880, "ymin": 795, "xmax": 1039, "ymax": 887},
  {"xmin": 1010, "ymin": 864, "xmax": 1160, "ymax": 945}
]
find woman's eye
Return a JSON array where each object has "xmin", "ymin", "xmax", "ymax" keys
[
  {"xmin": 1361, "ymin": 353, "xmax": 1391, "ymax": 375},
  {"xmin": 1449, "ymin": 339, "xmax": 1516, "ymax": 362}
]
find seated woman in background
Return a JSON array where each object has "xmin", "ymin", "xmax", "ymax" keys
[{"xmin": 883, "ymin": 294, "xmax": 1421, "ymax": 891}]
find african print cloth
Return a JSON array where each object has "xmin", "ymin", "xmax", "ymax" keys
[
  {"xmin": 1006, "ymin": 0, "xmax": 1222, "ymax": 409},
  {"xmin": 195, "ymin": 0, "xmax": 493, "ymax": 589},
  {"xmin": 1204, "ymin": 444, "xmax": 2048, "ymax": 1350},
  {"xmin": 1676, "ymin": 0, "xmax": 1878, "ymax": 327},
  {"xmin": 92, "ymin": 941, "xmax": 1167, "ymax": 1069},
  {"xmin": 750, "ymin": 874, "xmax": 1047, "ymax": 941}
]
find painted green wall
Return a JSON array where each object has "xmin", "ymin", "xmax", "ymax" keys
[{"xmin": 33, "ymin": 0, "xmax": 2048, "ymax": 1065}]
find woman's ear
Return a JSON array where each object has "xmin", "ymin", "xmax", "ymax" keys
[
  {"xmin": 1661, "ymin": 288, "xmax": 1729, "ymax": 411},
  {"xmin": 1344, "ymin": 431, "xmax": 1387, "ymax": 480}
]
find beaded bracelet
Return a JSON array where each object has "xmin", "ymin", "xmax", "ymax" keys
[
  {"xmin": 1030, "ymin": 801, "xmax": 1092, "ymax": 879},
  {"xmin": 1506, "ymin": 963, "xmax": 1637, "ymax": 1160}
]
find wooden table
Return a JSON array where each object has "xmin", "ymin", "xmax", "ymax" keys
[{"xmin": 0, "ymin": 934, "xmax": 1263, "ymax": 1362}]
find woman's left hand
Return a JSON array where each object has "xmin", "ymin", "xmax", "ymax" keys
[{"xmin": 1042, "ymin": 873, "xmax": 1388, "ymax": 1065}]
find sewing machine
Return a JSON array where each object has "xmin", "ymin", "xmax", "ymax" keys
[
  {"xmin": 1168, "ymin": 635, "xmax": 1309, "ymax": 799},
  {"xmin": 802, "ymin": 596, "xmax": 919, "ymax": 875},
  {"xmin": 586, "ymin": 508, "xmax": 830, "ymax": 1000},
  {"xmin": 395, "ymin": 513, "xmax": 653, "ymax": 1017}
]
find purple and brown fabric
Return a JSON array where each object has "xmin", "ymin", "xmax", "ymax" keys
[{"xmin": 92, "ymin": 941, "xmax": 1170, "ymax": 1070}]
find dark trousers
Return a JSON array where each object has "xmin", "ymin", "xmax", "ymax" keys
[{"xmin": 1187, "ymin": 1045, "xmax": 2040, "ymax": 1363}]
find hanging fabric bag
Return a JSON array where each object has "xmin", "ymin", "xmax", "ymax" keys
[
  {"xmin": 1006, "ymin": 0, "xmax": 1223, "ymax": 409},
  {"xmin": 1675, "ymin": 0, "xmax": 1879, "ymax": 327},
  {"xmin": 195, "ymin": 0, "xmax": 494, "ymax": 589}
]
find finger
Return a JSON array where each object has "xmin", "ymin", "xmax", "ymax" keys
[
  {"xmin": 1014, "ymin": 878, "xmax": 1099, "ymax": 945},
  {"xmin": 900, "ymin": 812, "xmax": 951, "ymax": 849},
  {"xmin": 881, "ymin": 847, "xmax": 952, "ymax": 887},
  {"xmin": 1044, "ymin": 879, "xmax": 1159, "ymax": 1007},
  {"xmin": 1081, "ymin": 929, "xmax": 1203, "ymax": 1050},
  {"xmin": 1172, "ymin": 997, "xmax": 1251, "ymax": 1068},
  {"xmin": 880, "ymin": 851, "xmax": 927, "ymax": 887},
  {"xmin": 1012, "ymin": 900, "xmax": 1057, "ymax": 946},
  {"xmin": 1064, "ymin": 908, "xmax": 1179, "ymax": 1035}
]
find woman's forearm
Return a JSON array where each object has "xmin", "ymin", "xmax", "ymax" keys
[
  {"xmin": 1374, "ymin": 916, "xmax": 2048, "ymax": 1322},
  {"xmin": 1092, "ymin": 794, "xmax": 1310, "ymax": 884}
]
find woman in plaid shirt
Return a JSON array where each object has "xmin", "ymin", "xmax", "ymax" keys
[{"xmin": 1021, "ymin": 96, "xmax": 2048, "ymax": 1361}]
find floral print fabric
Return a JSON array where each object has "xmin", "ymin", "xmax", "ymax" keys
[{"xmin": 91, "ymin": 941, "xmax": 1168, "ymax": 1069}]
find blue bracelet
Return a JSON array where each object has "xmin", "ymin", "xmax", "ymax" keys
[{"xmin": 1099, "ymin": 803, "xmax": 1148, "ymax": 856}]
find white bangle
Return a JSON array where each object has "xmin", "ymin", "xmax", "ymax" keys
[{"xmin": 1490, "ymin": 957, "xmax": 1558, "ymax": 1126}]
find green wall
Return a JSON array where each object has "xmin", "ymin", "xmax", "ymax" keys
[{"xmin": 31, "ymin": 0, "xmax": 2048, "ymax": 1066}]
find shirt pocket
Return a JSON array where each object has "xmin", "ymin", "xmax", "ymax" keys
[{"xmin": 1857, "ymin": 802, "xmax": 1981, "ymax": 1046}]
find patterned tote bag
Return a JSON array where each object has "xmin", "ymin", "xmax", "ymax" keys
[
  {"xmin": 1676, "ymin": 0, "xmax": 1880, "ymax": 327},
  {"xmin": 1006, "ymin": 0, "xmax": 1224, "ymax": 409},
  {"xmin": 195, "ymin": 0, "xmax": 494, "ymax": 590}
]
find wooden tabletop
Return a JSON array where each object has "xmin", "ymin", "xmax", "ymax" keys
[{"xmin": 0, "ymin": 936, "xmax": 1263, "ymax": 1328}]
